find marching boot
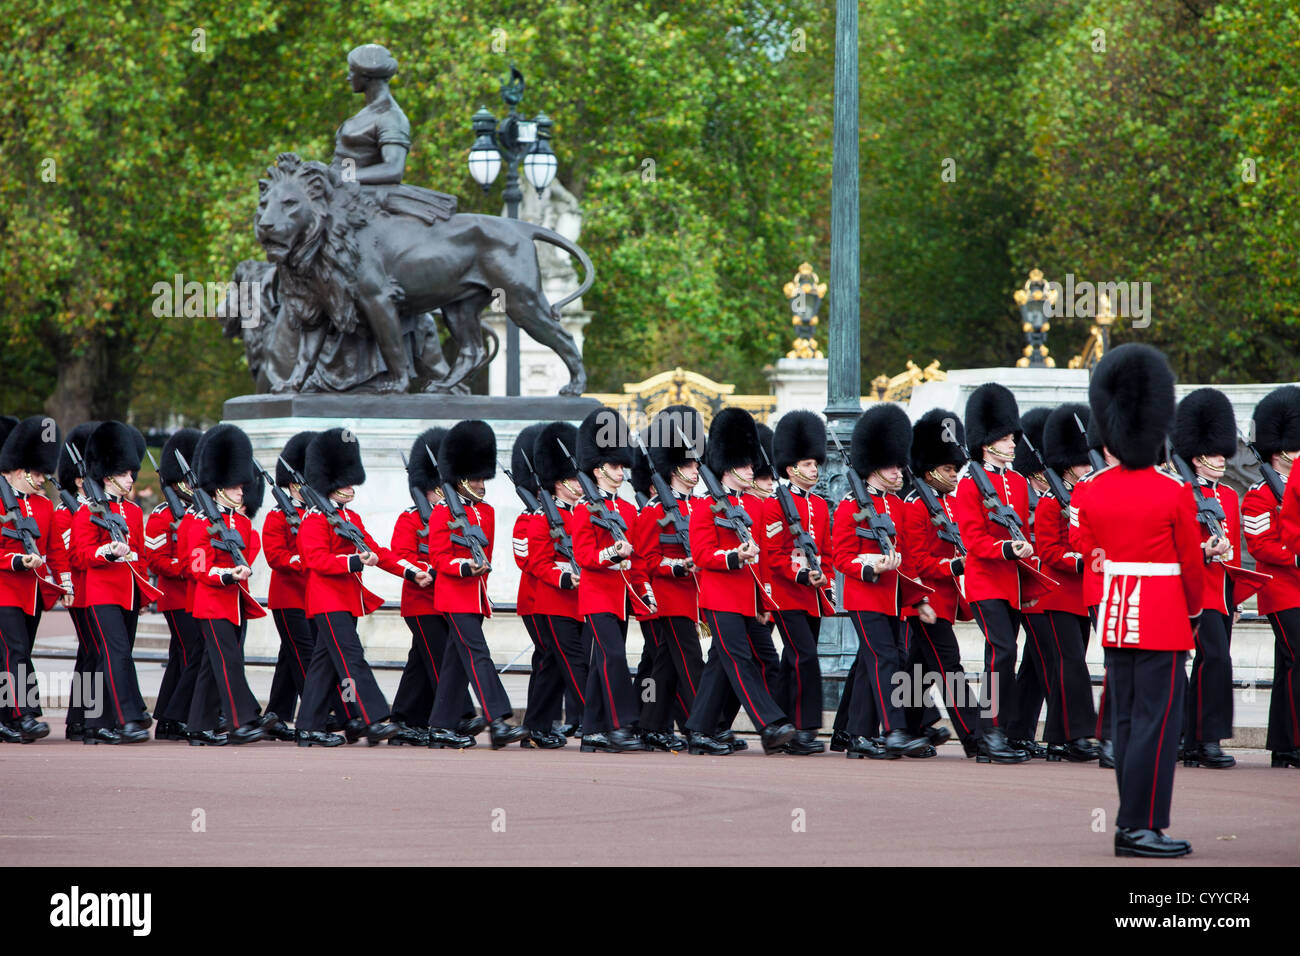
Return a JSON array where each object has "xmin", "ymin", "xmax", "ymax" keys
[
  {"xmin": 555, "ymin": 722, "xmax": 580, "ymax": 738},
  {"xmin": 216, "ymin": 714, "xmax": 230, "ymax": 734},
  {"xmin": 364, "ymin": 721, "xmax": 399, "ymax": 746},
  {"xmin": 579, "ymin": 732, "xmax": 611, "ymax": 753},
  {"xmin": 261, "ymin": 718, "xmax": 296, "ymax": 742},
  {"xmin": 1098, "ymin": 738, "xmax": 1115, "ymax": 769},
  {"xmin": 845, "ymin": 735, "xmax": 894, "ymax": 759},
  {"xmin": 343, "ymin": 718, "xmax": 365, "ymax": 744},
  {"xmin": 154, "ymin": 719, "xmax": 181, "ymax": 741},
  {"xmin": 17, "ymin": 716, "xmax": 49, "ymax": 743},
  {"xmin": 829, "ymin": 730, "xmax": 851, "ymax": 753},
  {"xmin": 427, "ymin": 727, "xmax": 476, "ymax": 749},
  {"xmin": 488, "ymin": 718, "xmax": 529, "ymax": 750},
  {"xmin": 924, "ymin": 725, "xmax": 952, "ymax": 748},
  {"xmin": 65, "ymin": 722, "xmax": 85, "ymax": 742},
  {"xmin": 605, "ymin": 727, "xmax": 646, "ymax": 752},
  {"xmin": 885, "ymin": 729, "xmax": 936, "ymax": 758},
  {"xmin": 715, "ymin": 729, "xmax": 749, "ymax": 752},
  {"xmin": 1186, "ymin": 741, "xmax": 1235, "ymax": 769},
  {"xmin": 0, "ymin": 722, "xmax": 26, "ymax": 744},
  {"xmin": 1271, "ymin": 749, "xmax": 1300, "ymax": 768},
  {"xmin": 296, "ymin": 729, "xmax": 344, "ymax": 748},
  {"xmin": 386, "ymin": 723, "xmax": 430, "ymax": 746},
  {"xmin": 188, "ymin": 730, "xmax": 229, "ymax": 746},
  {"xmin": 228, "ymin": 722, "xmax": 265, "ymax": 745},
  {"xmin": 457, "ymin": 715, "xmax": 488, "ymax": 738},
  {"xmin": 1065, "ymin": 738, "xmax": 1100, "ymax": 762},
  {"xmin": 978, "ymin": 729, "xmax": 1031, "ymax": 764},
  {"xmin": 1011, "ymin": 738, "xmax": 1048, "ymax": 759},
  {"xmin": 1114, "ymin": 828, "xmax": 1192, "ymax": 859},
  {"xmin": 760, "ymin": 721, "xmax": 797, "ymax": 755},
  {"xmin": 83, "ymin": 727, "xmax": 123, "ymax": 745},
  {"xmin": 783, "ymin": 729, "xmax": 826, "ymax": 755},
  {"xmin": 961, "ymin": 737, "xmax": 981, "ymax": 759},
  {"xmin": 522, "ymin": 730, "xmax": 566, "ymax": 749},
  {"xmin": 138, "ymin": 712, "xmax": 153, "ymax": 730},
  {"xmin": 1046, "ymin": 742, "xmax": 1068, "ymax": 762},
  {"xmin": 686, "ymin": 732, "xmax": 732, "ymax": 755},
  {"xmin": 324, "ymin": 715, "xmax": 345, "ymax": 733},
  {"xmin": 118, "ymin": 721, "xmax": 150, "ymax": 744},
  {"xmin": 641, "ymin": 731, "xmax": 683, "ymax": 753}
]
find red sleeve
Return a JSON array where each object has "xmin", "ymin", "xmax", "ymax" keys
[
  {"xmin": 356, "ymin": 511, "xmax": 404, "ymax": 579},
  {"xmin": 573, "ymin": 503, "xmax": 615, "ymax": 572},
  {"xmin": 1035, "ymin": 495, "xmax": 1081, "ymax": 574},
  {"xmin": 47, "ymin": 509, "xmax": 70, "ymax": 578},
  {"xmin": 298, "ymin": 512, "xmax": 357, "ymax": 576},
  {"xmin": 390, "ymin": 510, "xmax": 431, "ymax": 572},
  {"xmin": 1224, "ymin": 490, "xmax": 1242, "ymax": 565},
  {"xmin": 902, "ymin": 497, "xmax": 949, "ymax": 581},
  {"xmin": 263, "ymin": 509, "xmax": 301, "ymax": 573},
  {"xmin": 1284, "ymin": 471, "xmax": 1300, "ymax": 552},
  {"xmin": 631, "ymin": 504, "xmax": 666, "ymax": 581},
  {"xmin": 761, "ymin": 495, "xmax": 801, "ymax": 586},
  {"xmin": 689, "ymin": 495, "xmax": 732, "ymax": 571},
  {"xmin": 71, "ymin": 506, "xmax": 112, "ymax": 569},
  {"xmin": 246, "ymin": 525, "xmax": 261, "ymax": 566},
  {"xmin": 624, "ymin": 501, "xmax": 651, "ymax": 594},
  {"xmin": 955, "ymin": 476, "xmax": 1013, "ymax": 560},
  {"xmin": 512, "ymin": 513, "xmax": 534, "ymax": 574},
  {"xmin": 143, "ymin": 507, "xmax": 175, "ymax": 578},
  {"xmin": 526, "ymin": 511, "xmax": 571, "ymax": 588},
  {"xmin": 1175, "ymin": 484, "xmax": 1205, "ymax": 616},
  {"xmin": 1243, "ymin": 487, "xmax": 1294, "ymax": 566},
  {"xmin": 831, "ymin": 497, "xmax": 864, "ymax": 580}
]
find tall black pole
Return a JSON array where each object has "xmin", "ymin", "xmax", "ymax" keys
[
  {"xmin": 504, "ymin": 164, "xmax": 522, "ymax": 396},
  {"xmin": 825, "ymin": 0, "xmax": 860, "ymax": 433}
]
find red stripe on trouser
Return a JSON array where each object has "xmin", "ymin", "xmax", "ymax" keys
[
  {"xmin": 852, "ymin": 611, "xmax": 895, "ymax": 733},
  {"xmin": 206, "ymin": 619, "xmax": 244, "ymax": 728},
  {"xmin": 1022, "ymin": 617, "xmax": 1053, "ymax": 694},
  {"xmin": 586, "ymin": 616, "xmax": 619, "ymax": 727},
  {"xmin": 745, "ymin": 625, "xmax": 772, "ymax": 694},
  {"xmin": 449, "ymin": 615, "xmax": 495, "ymax": 722},
  {"xmin": 1149, "ymin": 654, "xmax": 1178, "ymax": 828},
  {"xmin": 323, "ymin": 614, "xmax": 369, "ymax": 725},
  {"xmin": 545, "ymin": 616, "xmax": 583, "ymax": 706},
  {"xmin": 774, "ymin": 614, "xmax": 804, "ymax": 723},
  {"xmin": 413, "ymin": 617, "xmax": 440, "ymax": 682},
  {"xmin": 667, "ymin": 619, "xmax": 697, "ymax": 695},
  {"xmin": 90, "ymin": 606, "xmax": 125, "ymax": 725},
  {"xmin": 974, "ymin": 603, "xmax": 999, "ymax": 726},
  {"xmin": 1047, "ymin": 614, "xmax": 1073, "ymax": 737},
  {"xmin": 708, "ymin": 610, "xmax": 765, "ymax": 728},
  {"xmin": 1273, "ymin": 614, "xmax": 1299, "ymax": 741},
  {"xmin": 917, "ymin": 620, "xmax": 972, "ymax": 737},
  {"xmin": 276, "ymin": 609, "xmax": 306, "ymax": 678}
]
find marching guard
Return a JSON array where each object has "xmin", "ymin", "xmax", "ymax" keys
[{"xmin": 49, "ymin": 422, "xmax": 97, "ymax": 741}]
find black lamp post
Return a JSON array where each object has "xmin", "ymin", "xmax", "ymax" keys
[{"xmin": 467, "ymin": 65, "xmax": 558, "ymax": 396}]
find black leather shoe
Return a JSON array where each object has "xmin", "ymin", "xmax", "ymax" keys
[
  {"xmin": 324, "ymin": 715, "xmax": 345, "ymax": 733},
  {"xmin": 83, "ymin": 727, "xmax": 123, "ymax": 745},
  {"xmin": 829, "ymin": 729, "xmax": 851, "ymax": 752},
  {"xmin": 604, "ymin": 727, "xmax": 643, "ymax": 752},
  {"xmin": 1098, "ymin": 738, "xmax": 1115, "ymax": 768},
  {"xmin": 386, "ymin": 723, "xmax": 429, "ymax": 746},
  {"xmin": 262, "ymin": 719, "xmax": 296, "ymax": 742},
  {"xmin": 188, "ymin": 730, "xmax": 228, "ymax": 746},
  {"xmin": 760, "ymin": 721, "xmax": 797, "ymax": 755},
  {"xmin": 845, "ymin": 735, "xmax": 895, "ymax": 759},
  {"xmin": 686, "ymin": 732, "xmax": 732, "ymax": 755},
  {"xmin": 555, "ymin": 722, "xmax": 580, "ymax": 738},
  {"xmin": 1011, "ymin": 738, "xmax": 1048, "ymax": 759},
  {"xmin": 296, "ymin": 729, "xmax": 344, "ymax": 748},
  {"xmin": 924, "ymin": 725, "xmax": 952, "ymax": 748},
  {"xmin": 138, "ymin": 712, "xmax": 153, "ymax": 730},
  {"xmin": 1065, "ymin": 738, "xmax": 1100, "ymax": 762},
  {"xmin": 457, "ymin": 715, "xmax": 488, "ymax": 737},
  {"xmin": 1046, "ymin": 742, "xmax": 1068, "ymax": 761},
  {"xmin": 343, "ymin": 718, "xmax": 365, "ymax": 744},
  {"xmin": 961, "ymin": 737, "xmax": 981, "ymax": 759},
  {"xmin": 784, "ymin": 729, "xmax": 825, "ymax": 755},
  {"xmin": 1186, "ymin": 741, "xmax": 1235, "ymax": 768},
  {"xmin": 119, "ymin": 721, "xmax": 149, "ymax": 744},
  {"xmin": 154, "ymin": 719, "xmax": 183, "ymax": 741},
  {"xmin": 0, "ymin": 722, "xmax": 25, "ymax": 743},
  {"xmin": 977, "ymin": 729, "xmax": 1030, "ymax": 764},
  {"xmin": 17, "ymin": 716, "xmax": 49, "ymax": 742},
  {"xmin": 216, "ymin": 714, "xmax": 230, "ymax": 734},
  {"xmin": 715, "ymin": 729, "xmax": 749, "ymax": 751},
  {"xmin": 522, "ymin": 730, "xmax": 566, "ymax": 749},
  {"xmin": 1114, "ymin": 828, "xmax": 1192, "ymax": 858},
  {"xmin": 229, "ymin": 722, "xmax": 264, "ymax": 745},
  {"xmin": 489, "ymin": 717, "xmax": 529, "ymax": 749},
  {"xmin": 1271, "ymin": 749, "xmax": 1300, "ymax": 768},
  {"xmin": 364, "ymin": 722, "xmax": 399, "ymax": 746},
  {"xmin": 885, "ymin": 729, "xmax": 935, "ymax": 758},
  {"xmin": 427, "ymin": 727, "xmax": 476, "ymax": 749},
  {"xmin": 641, "ymin": 731, "xmax": 683, "ymax": 752},
  {"xmin": 65, "ymin": 722, "xmax": 85, "ymax": 742},
  {"xmin": 579, "ymin": 732, "xmax": 611, "ymax": 753}
]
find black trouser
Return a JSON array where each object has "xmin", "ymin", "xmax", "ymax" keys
[
  {"xmin": 719, "ymin": 614, "xmax": 781, "ymax": 731},
  {"xmin": 844, "ymin": 610, "xmax": 910, "ymax": 736},
  {"xmin": 67, "ymin": 607, "xmax": 99, "ymax": 727},
  {"xmin": 1029, "ymin": 610, "xmax": 1097, "ymax": 742},
  {"xmin": 1186, "ymin": 608, "xmax": 1234, "ymax": 744},
  {"xmin": 582, "ymin": 612, "xmax": 638, "ymax": 733},
  {"xmin": 0, "ymin": 605, "xmax": 41, "ymax": 721},
  {"xmin": 526, "ymin": 613, "xmax": 587, "ymax": 732},
  {"xmin": 1106, "ymin": 648, "xmax": 1186, "ymax": 831},
  {"xmin": 640, "ymin": 616, "xmax": 702, "ymax": 732},
  {"xmin": 188, "ymin": 617, "xmax": 261, "ymax": 732},
  {"xmin": 155, "ymin": 608, "xmax": 202, "ymax": 723},
  {"xmin": 390, "ymin": 613, "xmax": 473, "ymax": 727},
  {"xmin": 970, "ymin": 598, "xmax": 1022, "ymax": 734},
  {"xmin": 85, "ymin": 604, "xmax": 144, "ymax": 729},
  {"xmin": 431, "ymin": 612, "xmax": 511, "ymax": 727},
  {"xmin": 267, "ymin": 607, "xmax": 351, "ymax": 723},
  {"xmin": 772, "ymin": 610, "xmax": 823, "ymax": 730},
  {"xmin": 1266, "ymin": 607, "xmax": 1300, "ymax": 753},
  {"xmin": 904, "ymin": 617, "xmax": 982, "ymax": 746},
  {"xmin": 1088, "ymin": 604, "xmax": 1110, "ymax": 739},
  {"xmin": 688, "ymin": 609, "xmax": 788, "ymax": 734},
  {"xmin": 299, "ymin": 611, "xmax": 391, "ymax": 731},
  {"xmin": 631, "ymin": 620, "xmax": 657, "ymax": 727},
  {"xmin": 1008, "ymin": 614, "xmax": 1048, "ymax": 741}
]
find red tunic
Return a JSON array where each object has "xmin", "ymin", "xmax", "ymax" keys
[
  {"xmin": 390, "ymin": 506, "xmax": 438, "ymax": 618},
  {"xmin": 954, "ymin": 463, "xmax": 1031, "ymax": 608},
  {"xmin": 263, "ymin": 505, "xmax": 307, "ymax": 611},
  {"xmin": 1243, "ymin": 482, "xmax": 1300, "ymax": 615},
  {"xmin": 1033, "ymin": 491, "xmax": 1085, "ymax": 615},
  {"xmin": 427, "ymin": 499, "xmax": 494, "ymax": 616},
  {"xmin": 899, "ymin": 490, "xmax": 970, "ymax": 623},
  {"xmin": 690, "ymin": 490, "xmax": 773, "ymax": 616},
  {"xmin": 185, "ymin": 508, "xmax": 266, "ymax": 624},
  {"xmin": 144, "ymin": 502, "xmax": 188, "ymax": 612},
  {"xmin": 527, "ymin": 502, "xmax": 581, "ymax": 618},
  {"xmin": 1076, "ymin": 466, "xmax": 1204, "ymax": 651},
  {"xmin": 70, "ymin": 497, "xmax": 162, "ymax": 609},
  {"xmin": 632, "ymin": 493, "xmax": 698, "ymax": 621},
  {"xmin": 1191, "ymin": 477, "xmax": 1240, "ymax": 615},
  {"xmin": 0, "ymin": 491, "xmax": 56, "ymax": 615},
  {"xmin": 831, "ymin": 489, "xmax": 928, "ymax": 615},
  {"xmin": 299, "ymin": 508, "xmax": 405, "ymax": 617},
  {"xmin": 1068, "ymin": 469, "xmax": 1108, "ymax": 608},
  {"xmin": 512, "ymin": 510, "xmax": 542, "ymax": 616},
  {"xmin": 49, "ymin": 504, "xmax": 78, "ymax": 604},
  {"xmin": 760, "ymin": 486, "xmax": 831, "ymax": 616},
  {"xmin": 574, "ymin": 494, "xmax": 650, "ymax": 619}
]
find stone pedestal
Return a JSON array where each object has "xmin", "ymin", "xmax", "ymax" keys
[
  {"xmin": 765, "ymin": 358, "xmax": 831, "ymax": 421},
  {"xmin": 222, "ymin": 393, "xmax": 602, "ymax": 662}
]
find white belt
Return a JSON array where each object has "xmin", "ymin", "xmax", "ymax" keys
[{"xmin": 1102, "ymin": 561, "xmax": 1181, "ymax": 576}]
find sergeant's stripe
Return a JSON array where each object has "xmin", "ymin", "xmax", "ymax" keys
[{"xmin": 1243, "ymin": 514, "xmax": 1270, "ymax": 534}]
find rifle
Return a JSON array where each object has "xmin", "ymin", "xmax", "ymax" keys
[
  {"xmin": 1074, "ymin": 413, "xmax": 1107, "ymax": 474},
  {"xmin": 502, "ymin": 467, "xmax": 541, "ymax": 514},
  {"xmin": 277, "ymin": 455, "xmax": 369, "ymax": 553},
  {"xmin": 398, "ymin": 452, "xmax": 432, "ymax": 557},
  {"xmin": 828, "ymin": 428, "xmax": 898, "ymax": 555},
  {"xmin": 1020, "ymin": 434, "xmax": 1072, "ymax": 508},
  {"xmin": 556, "ymin": 438, "xmax": 631, "ymax": 545},
  {"xmin": 1241, "ymin": 432, "xmax": 1286, "ymax": 505},
  {"xmin": 67, "ymin": 443, "xmax": 128, "ymax": 544},
  {"xmin": 1170, "ymin": 451, "xmax": 1227, "ymax": 541},
  {"xmin": 520, "ymin": 449, "xmax": 578, "ymax": 580},
  {"xmin": 254, "ymin": 458, "xmax": 302, "ymax": 534},
  {"xmin": 49, "ymin": 475, "xmax": 79, "ymax": 513},
  {"xmin": 759, "ymin": 440, "xmax": 834, "ymax": 613},
  {"xmin": 173, "ymin": 450, "xmax": 249, "ymax": 568},
  {"xmin": 431, "ymin": 447, "xmax": 491, "ymax": 572},
  {"xmin": 955, "ymin": 442, "xmax": 1029, "ymax": 544},
  {"xmin": 903, "ymin": 466, "xmax": 966, "ymax": 557},
  {"xmin": 0, "ymin": 473, "xmax": 69, "ymax": 601},
  {"xmin": 146, "ymin": 448, "xmax": 189, "ymax": 540},
  {"xmin": 632, "ymin": 432, "xmax": 690, "ymax": 553}
]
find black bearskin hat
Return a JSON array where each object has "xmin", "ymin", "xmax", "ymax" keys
[
  {"xmin": 305, "ymin": 427, "xmax": 366, "ymax": 495},
  {"xmin": 646, "ymin": 404, "xmax": 703, "ymax": 476},
  {"xmin": 629, "ymin": 440, "xmax": 653, "ymax": 500},
  {"xmin": 241, "ymin": 472, "xmax": 266, "ymax": 519},
  {"xmin": 911, "ymin": 408, "xmax": 966, "ymax": 473},
  {"xmin": 85, "ymin": 421, "xmax": 145, "ymax": 483},
  {"xmin": 1089, "ymin": 343, "xmax": 1175, "ymax": 470},
  {"xmin": 533, "ymin": 422, "xmax": 578, "ymax": 487},
  {"xmin": 773, "ymin": 410, "xmax": 826, "ymax": 477},
  {"xmin": 0, "ymin": 415, "xmax": 61, "ymax": 474},
  {"xmin": 1043, "ymin": 404, "xmax": 1092, "ymax": 473},
  {"xmin": 1086, "ymin": 410, "xmax": 1105, "ymax": 454},
  {"xmin": 1173, "ymin": 388, "xmax": 1237, "ymax": 462},
  {"xmin": 965, "ymin": 383, "xmax": 1022, "ymax": 458},
  {"xmin": 194, "ymin": 424, "xmax": 255, "ymax": 493},
  {"xmin": 705, "ymin": 407, "xmax": 760, "ymax": 475},
  {"xmin": 1012, "ymin": 407, "xmax": 1050, "ymax": 478},
  {"xmin": 58, "ymin": 421, "xmax": 99, "ymax": 490},
  {"xmin": 276, "ymin": 430, "xmax": 318, "ymax": 488},
  {"xmin": 851, "ymin": 404, "xmax": 912, "ymax": 478},
  {"xmin": 577, "ymin": 408, "xmax": 635, "ymax": 473},
  {"xmin": 0, "ymin": 416, "xmax": 18, "ymax": 451},
  {"xmin": 753, "ymin": 424, "xmax": 776, "ymax": 480},
  {"xmin": 406, "ymin": 427, "xmax": 447, "ymax": 495},
  {"xmin": 511, "ymin": 424, "xmax": 545, "ymax": 496},
  {"xmin": 1252, "ymin": 385, "xmax": 1300, "ymax": 460},
  {"xmin": 158, "ymin": 428, "xmax": 202, "ymax": 486},
  {"xmin": 438, "ymin": 420, "xmax": 497, "ymax": 484}
]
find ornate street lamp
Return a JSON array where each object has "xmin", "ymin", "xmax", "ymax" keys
[
  {"xmin": 783, "ymin": 263, "xmax": 827, "ymax": 359},
  {"xmin": 1014, "ymin": 268, "xmax": 1058, "ymax": 368}
]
